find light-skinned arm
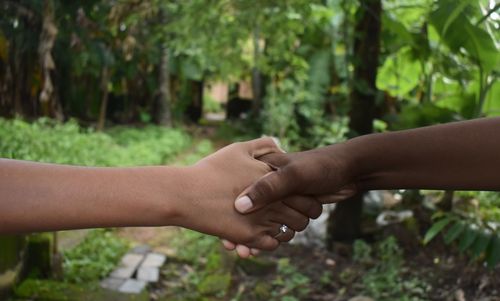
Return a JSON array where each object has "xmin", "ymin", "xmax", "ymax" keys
[{"xmin": 0, "ymin": 138, "xmax": 321, "ymax": 252}]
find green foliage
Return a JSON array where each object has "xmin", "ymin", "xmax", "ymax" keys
[
  {"xmin": 14, "ymin": 279, "xmax": 149, "ymax": 301},
  {"xmin": 353, "ymin": 239, "xmax": 373, "ymax": 265},
  {"xmin": 263, "ymin": 76, "xmax": 348, "ymax": 150},
  {"xmin": 168, "ymin": 229, "xmax": 231, "ymax": 299},
  {"xmin": 0, "ymin": 118, "xmax": 191, "ymax": 166},
  {"xmin": 175, "ymin": 139, "xmax": 214, "ymax": 166},
  {"xmin": 203, "ymin": 94, "xmax": 222, "ymax": 114},
  {"xmin": 377, "ymin": 46, "xmax": 422, "ymax": 97},
  {"xmin": 424, "ymin": 212, "xmax": 500, "ymax": 268},
  {"xmin": 62, "ymin": 229, "xmax": 128, "ymax": 283},
  {"xmin": 170, "ymin": 229, "xmax": 219, "ymax": 266},
  {"xmin": 430, "ymin": 0, "xmax": 499, "ymax": 73},
  {"xmin": 271, "ymin": 258, "xmax": 311, "ymax": 300},
  {"xmin": 353, "ymin": 237, "xmax": 430, "ymax": 301}
]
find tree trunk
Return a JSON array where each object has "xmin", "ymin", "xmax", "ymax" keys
[
  {"xmin": 97, "ymin": 66, "xmax": 109, "ymax": 131},
  {"xmin": 327, "ymin": 0, "xmax": 382, "ymax": 247},
  {"xmin": 38, "ymin": 0, "xmax": 61, "ymax": 119},
  {"xmin": 155, "ymin": 9, "xmax": 172, "ymax": 126},
  {"xmin": 251, "ymin": 27, "xmax": 266, "ymax": 117},
  {"xmin": 156, "ymin": 43, "xmax": 172, "ymax": 126}
]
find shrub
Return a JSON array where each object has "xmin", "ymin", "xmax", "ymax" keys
[{"xmin": 0, "ymin": 118, "xmax": 191, "ymax": 166}]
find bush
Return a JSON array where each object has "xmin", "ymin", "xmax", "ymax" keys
[
  {"xmin": 62, "ymin": 229, "xmax": 128, "ymax": 283},
  {"xmin": 353, "ymin": 237, "xmax": 430, "ymax": 301},
  {"xmin": 0, "ymin": 118, "xmax": 191, "ymax": 166}
]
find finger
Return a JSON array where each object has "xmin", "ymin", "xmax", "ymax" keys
[
  {"xmin": 221, "ymin": 239, "xmax": 236, "ymax": 250},
  {"xmin": 271, "ymin": 224, "xmax": 295, "ymax": 243},
  {"xmin": 317, "ymin": 185, "xmax": 357, "ymax": 204},
  {"xmin": 236, "ymin": 245, "xmax": 251, "ymax": 258},
  {"xmin": 272, "ymin": 205, "xmax": 309, "ymax": 232},
  {"xmin": 250, "ymin": 248, "xmax": 260, "ymax": 256},
  {"xmin": 235, "ymin": 166, "xmax": 297, "ymax": 214},
  {"xmin": 257, "ymin": 152, "xmax": 290, "ymax": 170},
  {"xmin": 251, "ymin": 234, "xmax": 279, "ymax": 251},
  {"xmin": 248, "ymin": 137, "xmax": 285, "ymax": 158},
  {"xmin": 282, "ymin": 195, "xmax": 323, "ymax": 219}
]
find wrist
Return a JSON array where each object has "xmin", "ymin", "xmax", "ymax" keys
[
  {"xmin": 322, "ymin": 139, "xmax": 362, "ymax": 188},
  {"xmin": 341, "ymin": 134, "xmax": 376, "ymax": 189},
  {"xmin": 163, "ymin": 164, "xmax": 208, "ymax": 229}
]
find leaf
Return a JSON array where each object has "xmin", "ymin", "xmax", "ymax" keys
[
  {"xmin": 484, "ymin": 81, "xmax": 500, "ymax": 117},
  {"xmin": 458, "ymin": 225, "xmax": 478, "ymax": 252},
  {"xmin": 470, "ymin": 230, "xmax": 492, "ymax": 259},
  {"xmin": 392, "ymin": 102, "xmax": 456, "ymax": 130},
  {"xmin": 430, "ymin": 0, "xmax": 499, "ymax": 71},
  {"xmin": 486, "ymin": 234, "xmax": 500, "ymax": 268},
  {"xmin": 444, "ymin": 221, "xmax": 465, "ymax": 245},
  {"xmin": 423, "ymin": 217, "xmax": 454, "ymax": 245},
  {"xmin": 376, "ymin": 46, "xmax": 421, "ymax": 97},
  {"xmin": 441, "ymin": 0, "xmax": 470, "ymax": 37}
]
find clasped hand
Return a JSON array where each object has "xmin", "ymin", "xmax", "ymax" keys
[{"xmin": 203, "ymin": 138, "xmax": 356, "ymax": 258}]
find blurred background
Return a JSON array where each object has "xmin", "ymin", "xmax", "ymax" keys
[{"xmin": 0, "ymin": 0, "xmax": 499, "ymax": 300}]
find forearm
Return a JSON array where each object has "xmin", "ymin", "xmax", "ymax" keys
[
  {"xmin": 0, "ymin": 159, "xmax": 190, "ymax": 234},
  {"xmin": 347, "ymin": 117, "xmax": 500, "ymax": 191}
]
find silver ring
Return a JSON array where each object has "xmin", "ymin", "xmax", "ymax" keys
[{"xmin": 274, "ymin": 225, "xmax": 289, "ymax": 238}]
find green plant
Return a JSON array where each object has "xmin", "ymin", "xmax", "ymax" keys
[
  {"xmin": 354, "ymin": 237, "xmax": 430, "ymax": 301},
  {"xmin": 203, "ymin": 94, "xmax": 222, "ymax": 113},
  {"xmin": 0, "ymin": 118, "xmax": 192, "ymax": 166},
  {"xmin": 353, "ymin": 239, "xmax": 373, "ymax": 265},
  {"xmin": 424, "ymin": 212, "xmax": 500, "ymax": 268},
  {"xmin": 270, "ymin": 258, "xmax": 311, "ymax": 300},
  {"xmin": 62, "ymin": 229, "xmax": 128, "ymax": 283}
]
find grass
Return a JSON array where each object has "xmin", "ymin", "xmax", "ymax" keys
[
  {"xmin": 62, "ymin": 229, "xmax": 129, "ymax": 283},
  {"xmin": 0, "ymin": 118, "xmax": 192, "ymax": 166}
]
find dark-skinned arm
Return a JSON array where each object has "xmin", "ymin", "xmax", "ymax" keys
[{"xmin": 236, "ymin": 117, "xmax": 500, "ymax": 213}]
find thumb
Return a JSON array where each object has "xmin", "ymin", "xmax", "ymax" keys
[{"xmin": 235, "ymin": 167, "xmax": 296, "ymax": 214}]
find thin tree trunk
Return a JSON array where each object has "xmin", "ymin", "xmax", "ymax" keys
[
  {"xmin": 156, "ymin": 43, "xmax": 172, "ymax": 126},
  {"xmin": 327, "ymin": 0, "xmax": 382, "ymax": 247},
  {"xmin": 155, "ymin": 8, "xmax": 172, "ymax": 126},
  {"xmin": 251, "ymin": 26, "xmax": 265, "ymax": 117},
  {"xmin": 97, "ymin": 66, "xmax": 109, "ymax": 131},
  {"xmin": 38, "ymin": 0, "xmax": 61, "ymax": 119}
]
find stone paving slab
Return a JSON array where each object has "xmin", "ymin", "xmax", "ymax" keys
[
  {"xmin": 110, "ymin": 267, "xmax": 136, "ymax": 279},
  {"xmin": 119, "ymin": 279, "xmax": 147, "ymax": 294},
  {"xmin": 140, "ymin": 253, "xmax": 166, "ymax": 268},
  {"xmin": 120, "ymin": 253, "xmax": 145, "ymax": 269},
  {"xmin": 100, "ymin": 277, "xmax": 126, "ymax": 290},
  {"xmin": 137, "ymin": 266, "xmax": 159, "ymax": 282}
]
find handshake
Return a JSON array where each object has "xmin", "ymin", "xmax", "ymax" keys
[
  {"xmin": 189, "ymin": 137, "xmax": 357, "ymax": 258},
  {"xmin": 1, "ymin": 117, "xmax": 499, "ymax": 258}
]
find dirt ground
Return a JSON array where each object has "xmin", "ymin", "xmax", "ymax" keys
[{"xmin": 117, "ymin": 223, "xmax": 499, "ymax": 301}]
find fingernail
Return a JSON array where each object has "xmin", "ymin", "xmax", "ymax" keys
[{"xmin": 235, "ymin": 195, "xmax": 253, "ymax": 213}]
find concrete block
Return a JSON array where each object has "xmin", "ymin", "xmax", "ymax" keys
[
  {"xmin": 119, "ymin": 279, "xmax": 147, "ymax": 294},
  {"xmin": 100, "ymin": 277, "xmax": 125, "ymax": 291},
  {"xmin": 136, "ymin": 267, "xmax": 159, "ymax": 283},
  {"xmin": 110, "ymin": 267, "xmax": 136, "ymax": 279},
  {"xmin": 140, "ymin": 253, "xmax": 166, "ymax": 268},
  {"xmin": 120, "ymin": 254, "xmax": 144, "ymax": 269}
]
